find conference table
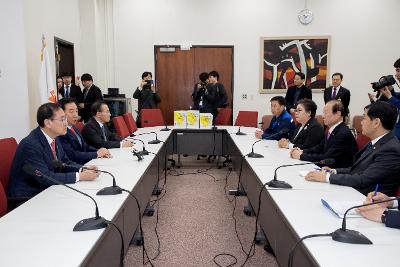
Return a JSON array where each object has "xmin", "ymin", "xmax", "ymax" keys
[{"xmin": 0, "ymin": 126, "xmax": 398, "ymax": 267}]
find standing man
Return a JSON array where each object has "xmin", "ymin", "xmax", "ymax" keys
[
  {"xmin": 58, "ymin": 98, "xmax": 111, "ymax": 165},
  {"xmin": 7, "ymin": 103, "xmax": 99, "ymax": 199},
  {"xmin": 192, "ymin": 72, "xmax": 209, "ymax": 110},
  {"xmin": 285, "ymin": 72, "xmax": 312, "ymax": 114},
  {"xmin": 80, "ymin": 73, "xmax": 103, "ymax": 122},
  {"xmin": 133, "ymin": 71, "xmax": 161, "ymax": 127},
  {"xmin": 208, "ymin": 71, "xmax": 228, "ymax": 109},
  {"xmin": 81, "ymin": 101, "xmax": 134, "ymax": 149},
  {"xmin": 324, "ymin": 73, "xmax": 351, "ymax": 115},
  {"xmin": 290, "ymin": 100, "xmax": 357, "ymax": 168},
  {"xmin": 255, "ymin": 96, "xmax": 294, "ymax": 140},
  {"xmin": 59, "ymin": 73, "xmax": 83, "ymax": 103}
]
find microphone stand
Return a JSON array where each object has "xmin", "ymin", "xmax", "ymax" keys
[
  {"xmin": 160, "ymin": 123, "xmax": 171, "ymax": 131},
  {"xmin": 267, "ymin": 162, "xmax": 313, "ymax": 189},
  {"xmin": 135, "ymin": 132, "xmax": 161, "ymax": 144},
  {"xmin": 247, "ymin": 139, "xmax": 264, "ymax": 158},
  {"xmin": 131, "ymin": 138, "xmax": 150, "ymax": 156},
  {"xmin": 235, "ymin": 126, "xmax": 246, "ymax": 136}
]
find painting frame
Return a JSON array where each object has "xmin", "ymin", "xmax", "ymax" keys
[{"xmin": 259, "ymin": 36, "xmax": 331, "ymax": 94}]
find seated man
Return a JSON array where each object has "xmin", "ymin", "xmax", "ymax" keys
[
  {"xmin": 291, "ymin": 100, "xmax": 357, "ymax": 168},
  {"xmin": 7, "ymin": 103, "xmax": 99, "ymax": 198},
  {"xmin": 305, "ymin": 102, "xmax": 400, "ymax": 196},
  {"xmin": 81, "ymin": 101, "xmax": 133, "ymax": 149},
  {"xmin": 357, "ymin": 192, "xmax": 400, "ymax": 229},
  {"xmin": 255, "ymin": 96, "xmax": 294, "ymax": 140},
  {"xmin": 58, "ymin": 98, "xmax": 112, "ymax": 165}
]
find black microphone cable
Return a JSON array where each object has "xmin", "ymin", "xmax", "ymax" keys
[{"xmin": 104, "ymin": 220, "xmax": 125, "ymax": 267}]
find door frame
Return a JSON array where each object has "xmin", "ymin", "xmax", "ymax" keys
[{"xmin": 54, "ymin": 36, "xmax": 75, "ymax": 82}]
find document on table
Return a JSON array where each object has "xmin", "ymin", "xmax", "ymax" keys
[{"xmin": 321, "ymin": 198, "xmax": 363, "ymax": 219}]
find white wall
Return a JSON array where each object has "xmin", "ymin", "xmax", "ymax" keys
[
  {"xmin": 0, "ymin": 0, "xmax": 30, "ymax": 141},
  {"xmin": 112, "ymin": 0, "xmax": 400, "ymax": 122}
]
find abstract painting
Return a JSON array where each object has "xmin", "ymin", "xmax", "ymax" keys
[{"xmin": 260, "ymin": 36, "xmax": 330, "ymax": 93}]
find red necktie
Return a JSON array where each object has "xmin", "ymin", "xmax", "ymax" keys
[
  {"xmin": 332, "ymin": 87, "xmax": 337, "ymax": 99},
  {"xmin": 70, "ymin": 127, "xmax": 76, "ymax": 134},
  {"xmin": 50, "ymin": 140, "xmax": 57, "ymax": 159}
]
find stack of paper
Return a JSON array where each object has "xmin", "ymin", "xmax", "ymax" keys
[
  {"xmin": 321, "ymin": 198, "xmax": 363, "ymax": 219},
  {"xmin": 200, "ymin": 113, "xmax": 213, "ymax": 129},
  {"xmin": 174, "ymin": 111, "xmax": 187, "ymax": 128}
]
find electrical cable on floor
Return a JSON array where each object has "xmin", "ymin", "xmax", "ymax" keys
[
  {"xmin": 213, "ymin": 253, "xmax": 238, "ymax": 267},
  {"xmin": 105, "ymin": 220, "xmax": 125, "ymax": 267},
  {"xmin": 287, "ymin": 233, "xmax": 333, "ymax": 267}
]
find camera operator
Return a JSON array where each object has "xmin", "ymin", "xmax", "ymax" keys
[
  {"xmin": 133, "ymin": 71, "xmax": 161, "ymax": 127},
  {"xmin": 192, "ymin": 72, "xmax": 209, "ymax": 110}
]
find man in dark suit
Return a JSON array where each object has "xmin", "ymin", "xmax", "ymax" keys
[
  {"xmin": 291, "ymin": 100, "xmax": 357, "ymax": 168},
  {"xmin": 58, "ymin": 98, "xmax": 111, "ymax": 165},
  {"xmin": 81, "ymin": 101, "xmax": 134, "ymax": 149},
  {"xmin": 358, "ymin": 192, "xmax": 400, "ymax": 229},
  {"xmin": 59, "ymin": 73, "xmax": 83, "ymax": 103},
  {"xmin": 133, "ymin": 71, "xmax": 161, "ymax": 127},
  {"xmin": 305, "ymin": 102, "xmax": 400, "ymax": 196},
  {"xmin": 7, "ymin": 103, "xmax": 99, "ymax": 198},
  {"xmin": 284, "ymin": 72, "xmax": 312, "ymax": 113},
  {"xmin": 80, "ymin": 73, "xmax": 103, "ymax": 122},
  {"xmin": 323, "ymin": 72, "xmax": 351, "ymax": 114},
  {"xmin": 255, "ymin": 96, "xmax": 294, "ymax": 140}
]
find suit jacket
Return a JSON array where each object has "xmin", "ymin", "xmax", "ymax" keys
[
  {"xmin": 386, "ymin": 208, "xmax": 400, "ymax": 229},
  {"xmin": 285, "ymin": 85, "xmax": 312, "ymax": 111},
  {"xmin": 262, "ymin": 110, "xmax": 294, "ymax": 140},
  {"xmin": 133, "ymin": 86, "xmax": 161, "ymax": 111},
  {"xmin": 290, "ymin": 117, "xmax": 324, "ymax": 150},
  {"xmin": 81, "ymin": 84, "xmax": 103, "ymax": 122},
  {"xmin": 329, "ymin": 132, "xmax": 400, "ymax": 196},
  {"xmin": 7, "ymin": 127, "xmax": 79, "ymax": 198},
  {"xmin": 300, "ymin": 122, "xmax": 357, "ymax": 168},
  {"xmin": 324, "ymin": 86, "xmax": 351, "ymax": 111},
  {"xmin": 60, "ymin": 84, "xmax": 83, "ymax": 103},
  {"xmin": 58, "ymin": 126, "xmax": 98, "ymax": 165},
  {"xmin": 81, "ymin": 117, "xmax": 122, "ymax": 149}
]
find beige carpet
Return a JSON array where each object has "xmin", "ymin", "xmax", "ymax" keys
[{"xmin": 124, "ymin": 157, "xmax": 278, "ymax": 266}]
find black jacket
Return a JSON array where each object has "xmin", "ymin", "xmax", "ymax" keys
[
  {"xmin": 81, "ymin": 117, "xmax": 122, "ymax": 149},
  {"xmin": 60, "ymin": 84, "xmax": 83, "ymax": 103},
  {"xmin": 290, "ymin": 117, "xmax": 324, "ymax": 150},
  {"xmin": 324, "ymin": 86, "xmax": 351, "ymax": 111},
  {"xmin": 133, "ymin": 86, "xmax": 161, "ymax": 111},
  {"xmin": 330, "ymin": 132, "xmax": 400, "ymax": 196},
  {"xmin": 81, "ymin": 85, "xmax": 103, "ymax": 122},
  {"xmin": 285, "ymin": 85, "xmax": 312, "ymax": 111},
  {"xmin": 300, "ymin": 122, "xmax": 357, "ymax": 168}
]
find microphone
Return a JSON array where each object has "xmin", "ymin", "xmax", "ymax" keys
[
  {"xmin": 132, "ymin": 149, "xmax": 144, "ymax": 161},
  {"xmin": 134, "ymin": 131, "xmax": 161, "ymax": 144},
  {"xmin": 235, "ymin": 126, "xmax": 246, "ymax": 136},
  {"xmin": 266, "ymin": 158, "xmax": 335, "ymax": 189},
  {"xmin": 52, "ymin": 160, "xmax": 123, "ymax": 196},
  {"xmin": 331, "ymin": 196, "xmax": 399, "ymax": 245},
  {"xmin": 247, "ymin": 128, "xmax": 289, "ymax": 158},
  {"xmin": 23, "ymin": 164, "xmax": 107, "ymax": 231},
  {"xmin": 131, "ymin": 138, "xmax": 150, "ymax": 156},
  {"xmin": 160, "ymin": 123, "xmax": 171, "ymax": 132}
]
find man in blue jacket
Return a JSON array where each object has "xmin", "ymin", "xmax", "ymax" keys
[
  {"xmin": 7, "ymin": 103, "xmax": 99, "ymax": 198},
  {"xmin": 58, "ymin": 98, "xmax": 112, "ymax": 165},
  {"xmin": 255, "ymin": 96, "xmax": 294, "ymax": 140}
]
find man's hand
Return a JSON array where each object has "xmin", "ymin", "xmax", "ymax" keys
[
  {"xmin": 79, "ymin": 168, "xmax": 99, "ymax": 181},
  {"xmin": 278, "ymin": 138, "xmax": 289, "ymax": 148},
  {"xmin": 255, "ymin": 130, "xmax": 263, "ymax": 139},
  {"xmin": 380, "ymin": 86, "xmax": 392, "ymax": 99},
  {"xmin": 121, "ymin": 140, "xmax": 134, "ymax": 148},
  {"xmin": 290, "ymin": 108, "xmax": 296, "ymax": 114},
  {"xmin": 366, "ymin": 192, "xmax": 394, "ymax": 208},
  {"xmin": 368, "ymin": 92, "xmax": 376, "ymax": 102},
  {"xmin": 290, "ymin": 147, "xmax": 303, "ymax": 159},
  {"xmin": 97, "ymin": 148, "xmax": 112, "ymax": 158},
  {"xmin": 305, "ymin": 170, "xmax": 327, "ymax": 182},
  {"xmin": 139, "ymin": 80, "xmax": 146, "ymax": 90},
  {"xmin": 151, "ymin": 85, "xmax": 156, "ymax": 93},
  {"xmin": 357, "ymin": 203, "xmax": 386, "ymax": 223}
]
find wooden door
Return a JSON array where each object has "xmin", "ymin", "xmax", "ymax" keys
[
  {"xmin": 54, "ymin": 37, "xmax": 75, "ymax": 94},
  {"xmin": 155, "ymin": 46, "xmax": 233, "ymax": 125}
]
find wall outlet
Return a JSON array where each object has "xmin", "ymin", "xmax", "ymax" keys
[{"xmin": 242, "ymin": 94, "xmax": 247, "ymax": 99}]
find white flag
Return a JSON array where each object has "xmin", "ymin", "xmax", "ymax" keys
[{"xmin": 39, "ymin": 36, "xmax": 57, "ymax": 103}]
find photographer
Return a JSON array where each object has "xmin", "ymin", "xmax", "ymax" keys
[
  {"xmin": 133, "ymin": 71, "xmax": 161, "ymax": 126},
  {"xmin": 192, "ymin": 72, "xmax": 209, "ymax": 110}
]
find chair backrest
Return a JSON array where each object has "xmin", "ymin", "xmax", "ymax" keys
[
  {"xmin": 0, "ymin": 183, "xmax": 7, "ymax": 217},
  {"xmin": 112, "ymin": 116, "xmax": 130, "ymax": 138},
  {"xmin": 140, "ymin": 109, "xmax": 165, "ymax": 127},
  {"xmin": 261, "ymin": 115, "xmax": 273, "ymax": 131},
  {"xmin": 352, "ymin": 115, "xmax": 363, "ymax": 135},
  {"xmin": 0, "ymin": 137, "xmax": 18, "ymax": 189},
  {"xmin": 234, "ymin": 111, "xmax": 258, "ymax": 128},
  {"xmin": 75, "ymin": 121, "xmax": 85, "ymax": 132},
  {"xmin": 315, "ymin": 115, "xmax": 324, "ymax": 127},
  {"xmin": 215, "ymin": 108, "xmax": 232, "ymax": 126},
  {"xmin": 123, "ymin": 113, "xmax": 138, "ymax": 134},
  {"xmin": 356, "ymin": 134, "xmax": 371, "ymax": 151}
]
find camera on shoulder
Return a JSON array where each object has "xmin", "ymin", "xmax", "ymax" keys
[{"xmin": 371, "ymin": 75, "xmax": 396, "ymax": 91}]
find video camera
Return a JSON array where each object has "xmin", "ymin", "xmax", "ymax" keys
[{"xmin": 371, "ymin": 75, "xmax": 396, "ymax": 91}]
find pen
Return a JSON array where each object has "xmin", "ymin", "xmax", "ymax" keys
[
  {"xmin": 372, "ymin": 184, "xmax": 379, "ymax": 203},
  {"xmin": 314, "ymin": 167, "xmax": 332, "ymax": 173}
]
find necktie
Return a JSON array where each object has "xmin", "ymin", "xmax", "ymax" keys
[
  {"xmin": 361, "ymin": 142, "xmax": 373, "ymax": 157},
  {"xmin": 101, "ymin": 125, "xmax": 107, "ymax": 141},
  {"xmin": 65, "ymin": 86, "xmax": 70, "ymax": 97},
  {"xmin": 332, "ymin": 87, "xmax": 337, "ymax": 99},
  {"xmin": 83, "ymin": 87, "xmax": 90, "ymax": 100},
  {"xmin": 50, "ymin": 140, "xmax": 57, "ymax": 159},
  {"xmin": 326, "ymin": 131, "xmax": 331, "ymax": 140},
  {"xmin": 70, "ymin": 127, "xmax": 82, "ymax": 147}
]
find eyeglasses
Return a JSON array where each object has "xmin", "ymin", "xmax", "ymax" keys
[{"xmin": 51, "ymin": 117, "xmax": 67, "ymax": 123}]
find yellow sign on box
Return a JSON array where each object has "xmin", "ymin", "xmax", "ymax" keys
[
  {"xmin": 200, "ymin": 113, "xmax": 213, "ymax": 129},
  {"xmin": 174, "ymin": 111, "xmax": 187, "ymax": 128},
  {"xmin": 187, "ymin": 110, "xmax": 199, "ymax": 128}
]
